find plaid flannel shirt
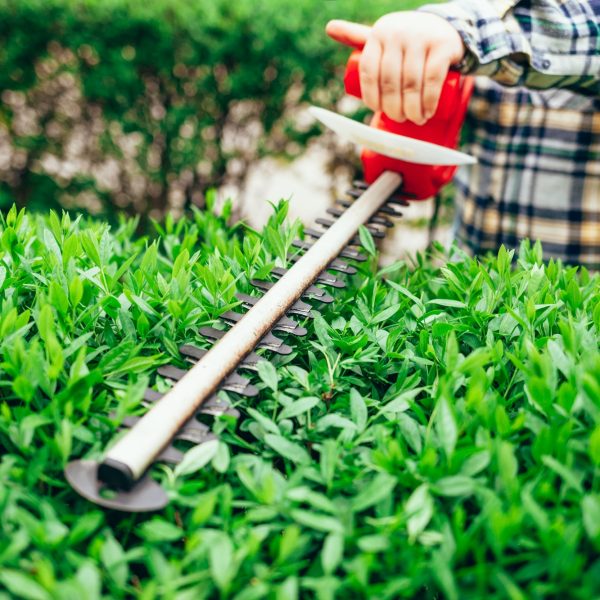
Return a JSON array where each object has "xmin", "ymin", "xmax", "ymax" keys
[{"xmin": 418, "ymin": 1, "xmax": 600, "ymax": 267}]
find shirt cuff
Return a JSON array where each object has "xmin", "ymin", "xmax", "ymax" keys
[{"xmin": 417, "ymin": 1, "xmax": 531, "ymax": 84}]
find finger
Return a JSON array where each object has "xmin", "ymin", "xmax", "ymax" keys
[
  {"xmin": 325, "ymin": 20, "xmax": 371, "ymax": 49},
  {"xmin": 359, "ymin": 39, "xmax": 383, "ymax": 112},
  {"xmin": 401, "ymin": 44, "xmax": 427, "ymax": 124},
  {"xmin": 422, "ymin": 49, "xmax": 451, "ymax": 120},
  {"xmin": 380, "ymin": 41, "xmax": 405, "ymax": 122}
]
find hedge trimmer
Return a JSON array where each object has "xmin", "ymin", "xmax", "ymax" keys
[{"xmin": 65, "ymin": 52, "xmax": 474, "ymax": 512}]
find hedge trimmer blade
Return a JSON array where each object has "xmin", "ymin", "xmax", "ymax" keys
[{"xmin": 65, "ymin": 172, "xmax": 409, "ymax": 512}]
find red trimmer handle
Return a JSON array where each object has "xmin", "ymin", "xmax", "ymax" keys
[{"xmin": 344, "ymin": 50, "xmax": 473, "ymax": 199}]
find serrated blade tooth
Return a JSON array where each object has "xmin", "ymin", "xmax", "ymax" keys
[
  {"xmin": 304, "ymin": 227, "xmax": 362, "ymax": 248},
  {"xmin": 142, "ymin": 387, "xmax": 239, "ymax": 417},
  {"xmin": 121, "ymin": 414, "xmax": 218, "ymax": 445},
  {"xmin": 250, "ymin": 278, "xmax": 334, "ymax": 304},
  {"xmin": 369, "ymin": 214, "xmax": 394, "ymax": 227},
  {"xmin": 223, "ymin": 373, "xmax": 259, "ymax": 397},
  {"xmin": 199, "ymin": 326, "xmax": 293, "ymax": 355},
  {"xmin": 377, "ymin": 203, "xmax": 404, "ymax": 217},
  {"xmin": 316, "ymin": 218, "xmax": 385, "ymax": 239},
  {"xmin": 199, "ymin": 395, "xmax": 241, "ymax": 418},
  {"xmin": 347, "ymin": 183, "xmax": 411, "ymax": 204},
  {"xmin": 351, "ymin": 180, "xmax": 369, "ymax": 190},
  {"xmin": 292, "ymin": 239, "xmax": 368, "ymax": 263},
  {"xmin": 157, "ymin": 364, "xmax": 259, "ymax": 397},
  {"xmin": 219, "ymin": 309, "xmax": 307, "ymax": 337},
  {"xmin": 287, "ymin": 253, "xmax": 358, "ymax": 275},
  {"xmin": 327, "ymin": 206, "xmax": 393, "ymax": 228},
  {"xmin": 236, "ymin": 291, "xmax": 313, "ymax": 319},
  {"xmin": 179, "ymin": 344, "xmax": 261, "ymax": 371},
  {"xmin": 156, "ymin": 445, "xmax": 184, "ymax": 464},
  {"xmin": 271, "ymin": 265, "xmax": 345, "ymax": 289},
  {"xmin": 143, "ymin": 389, "xmax": 163, "ymax": 404}
]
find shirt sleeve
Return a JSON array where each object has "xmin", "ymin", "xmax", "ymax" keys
[{"xmin": 418, "ymin": 0, "xmax": 600, "ymax": 95}]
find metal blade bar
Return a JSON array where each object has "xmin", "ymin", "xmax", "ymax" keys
[{"xmin": 96, "ymin": 171, "xmax": 402, "ymax": 490}]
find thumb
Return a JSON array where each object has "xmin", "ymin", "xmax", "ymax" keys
[{"xmin": 326, "ymin": 19, "xmax": 371, "ymax": 50}]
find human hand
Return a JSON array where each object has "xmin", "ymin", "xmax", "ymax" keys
[{"xmin": 326, "ymin": 12, "xmax": 465, "ymax": 124}]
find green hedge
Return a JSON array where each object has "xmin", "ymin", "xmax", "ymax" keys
[
  {"xmin": 0, "ymin": 0, "xmax": 428, "ymax": 220},
  {"xmin": 1, "ymin": 204, "xmax": 599, "ymax": 598}
]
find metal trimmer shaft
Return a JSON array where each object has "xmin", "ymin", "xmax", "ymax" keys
[{"xmin": 66, "ymin": 171, "xmax": 402, "ymax": 509}]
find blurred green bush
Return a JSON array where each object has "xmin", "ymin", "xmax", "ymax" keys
[{"xmin": 0, "ymin": 0, "xmax": 430, "ymax": 220}]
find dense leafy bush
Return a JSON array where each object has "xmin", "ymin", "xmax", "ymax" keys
[
  {"xmin": 0, "ymin": 0, "xmax": 428, "ymax": 220},
  {"xmin": 1, "ymin": 204, "xmax": 600, "ymax": 598}
]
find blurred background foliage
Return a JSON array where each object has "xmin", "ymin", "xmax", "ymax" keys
[{"xmin": 0, "ymin": 0, "xmax": 432, "ymax": 223}]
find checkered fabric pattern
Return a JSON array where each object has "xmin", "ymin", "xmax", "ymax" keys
[{"xmin": 419, "ymin": 1, "xmax": 600, "ymax": 267}]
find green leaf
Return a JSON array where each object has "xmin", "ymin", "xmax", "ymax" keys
[
  {"xmin": 0, "ymin": 570, "xmax": 50, "ymax": 600},
  {"xmin": 37, "ymin": 304, "xmax": 55, "ymax": 342},
  {"xmin": 264, "ymin": 434, "xmax": 310, "ymax": 465},
  {"xmin": 279, "ymin": 396, "xmax": 320, "ymax": 420},
  {"xmin": 69, "ymin": 276, "xmax": 84, "ymax": 307},
  {"xmin": 67, "ymin": 511, "xmax": 104, "ymax": 545},
  {"xmin": 373, "ymin": 303, "xmax": 401, "ymax": 324},
  {"xmin": 80, "ymin": 230, "xmax": 102, "ymax": 267},
  {"xmin": 352, "ymin": 473, "xmax": 396, "ymax": 512},
  {"xmin": 321, "ymin": 533, "xmax": 343, "ymax": 574},
  {"xmin": 405, "ymin": 484, "xmax": 434, "ymax": 542},
  {"xmin": 290, "ymin": 509, "xmax": 344, "ymax": 533},
  {"xmin": 316, "ymin": 414, "xmax": 357, "ymax": 433},
  {"xmin": 138, "ymin": 519, "xmax": 183, "ymax": 543},
  {"xmin": 287, "ymin": 486, "xmax": 337, "ymax": 513},
  {"xmin": 100, "ymin": 532, "xmax": 128, "ymax": 588},
  {"xmin": 386, "ymin": 280, "xmax": 425, "ymax": 311},
  {"xmin": 212, "ymin": 441, "xmax": 230, "ymax": 473},
  {"xmin": 358, "ymin": 225, "xmax": 377, "ymax": 257},
  {"xmin": 257, "ymin": 360, "xmax": 278, "ymax": 392},
  {"xmin": 541, "ymin": 455, "xmax": 583, "ymax": 494},
  {"xmin": 398, "ymin": 413, "xmax": 422, "ymax": 455},
  {"xmin": 313, "ymin": 312, "xmax": 333, "ymax": 350},
  {"xmin": 174, "ymin": 439, "xmax": 219, "ymax": 478},
  {"xmin": 460, "ymin": 450, "xmax": 491, "ymax": 476},
  {"xmin": 427, "ymin": 299, "xmax": 467, "ymax": 309},
  {"xmin": 247, "ymin": 408, "xmax": 281, "ymax": 435},
  {"xmin": 435, "ymin": 394, "xmax": 458, "ymax": 460},
  {"xmin": 433, "ymin": 476, "xmax": 476, "ymax": 497},
  {"xmin": 589, "ymin": 425, "xmax": 600, "ymax": 466},
  {"xmin": 582, "ymin": 495, "xmax": 600, "ymax": 542},
  {"xmin": 350, "ymin": 388, "xmax": 368, "ymax": 432},
  {"xmin": 209, "ymin": 533, "xmax": 235, "ymax": 591},
  {"xmin": 357, "ymin": 535, "xmax": 390, "ymax": 553},
  {"xmin": 49, "ymin": 281, "xmax": 69, "ymax": 315},
  {"xmin": 75, "ymin": 562, "xmax": 101, "ymax": 600}
]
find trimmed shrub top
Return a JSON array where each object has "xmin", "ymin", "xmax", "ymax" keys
[{"xmin": 1, "ymin": 203, "xmax": 600, "ymax": 599}]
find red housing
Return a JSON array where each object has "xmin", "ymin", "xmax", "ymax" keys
[{"xmin": 344, "ymin": 51, "xmax": 473, "ymax": 200}]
